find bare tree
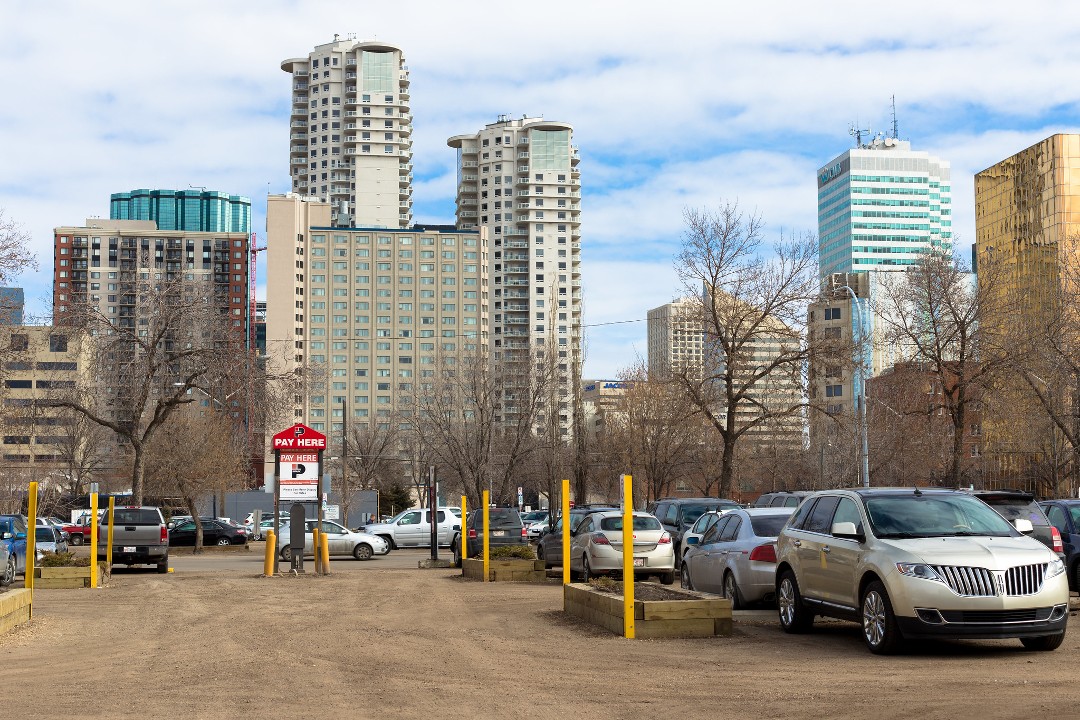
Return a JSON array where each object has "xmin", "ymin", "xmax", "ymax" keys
[
  {"xmin": 0, "ymin": 209, "xmax": 37, "ymax": 308},
  {"xmin": 51, "ymin": 411, "xmax": 114, "ymax": 496},
  {"xmin": 672, "ymin": 204, "xmax": 818, "ymax": 497},
  {"xmin": 341, "ymin": 416, "xmax": 400, "ymax": 525},
  {"xmin": 47, "ymin": 277, "xmax": 244, "ymax": 502},
  {"xmin": 874, "ymin": 249, "xmax": 1014, "ymax": 487}
]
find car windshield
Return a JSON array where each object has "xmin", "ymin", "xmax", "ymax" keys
[
  {"xmin": 865, "ymin": 494, "xmax": 1015, "ymax": 538},
  {"xmin": 600, "ymin": 516, "xmax": 662, "ymax": 531},
  {"xmin": 749, "ymin": 515, "xmax": 790, "ymax": 538},
  {"xmin": 112, "ymin": 509, "xmax": 161, "ymax": 525},
  {"xmin": 978, "ymin": 498, "xmax": 1048, "ymax": 526},
  {"xmin": 1069, "ymin": 505, "xmax": 1080, "ymax": 529},
  {"xmin": 682, "ymin": 503, "xmax": 737, "ymax": 526},
  {"xmin": 35, "ymin": 528, "xmax": 56, "ymax": 542}
]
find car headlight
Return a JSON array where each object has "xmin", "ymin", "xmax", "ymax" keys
[
  {"xmin": 1047, "ymin": 557, "xmax": 1065, "ymax": 579},
  {"xmin": 896, "ymin": 563, "xmax": 944, "ymax": 582}
]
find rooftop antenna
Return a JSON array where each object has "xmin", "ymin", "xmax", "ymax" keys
[
  {"xmin": 849, "ymin": 121, "xmax": 872, "ymax": 149},
  {"xmin": 890, "ymin": 95, "xmax": 899, "ymax": 139}
]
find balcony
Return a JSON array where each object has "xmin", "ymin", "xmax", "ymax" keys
[
  {"xmin": 290, "ymin": 133, "xmax": 306, "ymax": 140},
  {"xmin": 344, "ymin": 134, "xmax": 357, "ymax": 144},
  {"xmin": 293, "ymin": 69, "xmax": 309, "ymax": 77},
  {"xmin": 345, "ymin": 72, "xmax": 357, "ymax": 80},
  {"xmin": 345, "ymin": 84, "xmax": 357, "ymax": 95},
  {"xmin": 291, "ymin": 157, "xmax": 306, "ymax": 165},
  {"xmin": 293, "ymin": 95, "xmax": 308, "ymax": 105},
  {"xmin": 461, "ymin": 160, "xmax": 478, "ymax": 168},
  {"xmin": 518, "ymin": 136, "xmax": 529, "ymax": 146},
  {"xmin": 291, "ymin": 120, "xmax": 306, "ymax": 128},
  {"xmin": 294, "ymin": 82, "xmax": 308, "ymax": 91},
  {"xmin": 517, "ymin": 165, "xmax": 529, "ymax": 174},
  {"xmin": 460, "ymin": 145, "xmax": 478, "ymax": 155},
  {"xmin": 290, "ymin": 145, "xmax": 306, "ymax": 155},
  {"xmin": 518, "ymin": 152, "xmax": 529, "ymax": 159}
]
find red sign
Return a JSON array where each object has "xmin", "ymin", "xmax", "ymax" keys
[{"xmin": 272, "ymin": 423, "xmax": 327, "ymax": 450}]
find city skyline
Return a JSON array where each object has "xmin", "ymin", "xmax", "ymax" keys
[{"xmin": 4, "ymin": 1, "xmax": 1080, "ymax": 378}]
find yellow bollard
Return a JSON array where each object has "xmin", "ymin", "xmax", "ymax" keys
[
  {"xmin": 320, "ymin": 532, "xmax": 330, "ymax": 574},
  {"xmin": 459, "ymin": 495, "xmax": 467, "ymax": 568},
  {"xmin": 311, "ymin": 528, "xmax": 321, "ymax": 574},
  {"xmin": 89, "ymin": 492, "xmax": 99, "ymax": 589},
  {"xmin": 482, "ymin": 490, "xmax": 490, "ymax": 582},
  {"xmin": 106, "ymin": 497, "xmax": 115, "ymax": 569},
  {"xmin": 622, "ymin": 474, "xmax": 635, "ymax": 639},
  {"xmin": 26, "ymin": 481, "xmax": 38, "ymax": 594},
  {"xmin": 562, "ymin": 479, "xmax": 570, "ymax": 585},
  {"xmin": 264, "ymin": 530, "xmax": 276, "ymax": 576}
]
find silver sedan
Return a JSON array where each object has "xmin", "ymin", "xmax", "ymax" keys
[
  {"xmin": 681, "ymin": 507, "xmax": 794, "ymax": 607},
  {"xmin": 278, "ymin": 520, "xmax": 389, "ymax": 561},
  {"xmin": 569, "ymin": 511, "xmax": 676, "ymax": 585}
]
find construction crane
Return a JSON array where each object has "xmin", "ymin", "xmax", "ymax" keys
[{"xmin": 249, "ymin": 233, "xmax": 267, "ymax": 352}]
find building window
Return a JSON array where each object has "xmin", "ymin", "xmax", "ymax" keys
[
  {"xmin": 49, "ymin": 335, "xmax": 68, "ymax": 352},
  {"xmin": 825, "ymin": 385, "xmax": 843, "ymax": 398}
]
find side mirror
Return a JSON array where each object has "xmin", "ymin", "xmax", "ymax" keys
[
  {"xmin": 1014, "ymin": 518, "xmax": 1034, "ymax": 534},
  {"xmin": 831, "ymin": 521, "xmax": 864, "ymax": 541},
  {"xmin": 14, "ymin": 532, "xmax": 26, "ymax": 540},
  {"xmin": 686, "ymin": 536, "xmax": 700, "ymax": 546}
]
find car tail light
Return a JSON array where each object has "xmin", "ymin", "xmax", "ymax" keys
[
  {"xmin": 521, "ymin": 527, "xmax": 527, "ymax": 538},
  {"xmin": 1052, "ymin": 526, "xmax": 1064, "ymax": 553},
  {"xmin": 749, "ymin": 543, "xmax": 777, "ymax": 563},
  {"xmin": 160, "ymin": 526, "xmax": 168, "ymax": 543},
  {"xmin": 591, "ymin": 532, "xmax": 610, "ymax": 545},
  {"xmin": 657, "ymin": 532, "xmax": 671, "ymax": 545},
  {"xmin": 468, "ymin": 529, "xmax": 477, "ymax": 539}
]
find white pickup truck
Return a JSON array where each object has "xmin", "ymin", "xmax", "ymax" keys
[
  {"xmin": 359, "ymin": 507, "xmax": 462, "ymax": 549},
  {"xmin": 96, "ymin": 506, "xmax": 169, "ymax": 573}
]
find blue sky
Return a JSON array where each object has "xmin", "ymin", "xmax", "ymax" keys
[{"xmin": 2, "ymin": 0, "xmax": 1079, "ymax": 379}]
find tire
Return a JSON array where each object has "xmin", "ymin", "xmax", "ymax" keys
[
  {"xmin": 157, "ymin": 557, "xmax": 168, "ymax": 574},
  {"xmin": 379, "ymin": 535, "xmax": 395, "ymax": 551},
  {"xmin": 453, "ymin": 540, "xmax": 462, "ymax": 568},
  {"xmin": 280, "ymin": 545, "xmax": 292, "ymax": 562},
  {"xmin": 353, "ymin": 543, "xmax": 373, "ymax": 561},
  {"xmin": 71, "ymin": 534, "xmax": 84, "ymax": 546},
  {"xmin": 862, "ymin": 581, "xmax": 904, "ymax": 655},
  {"xmin": 777, "ymin": 569, "xmax": 813, "ymax": 633},
  {"xmin": 1020, "ymin": 632, "xmax": 1066, "ymax": 651},
  {"xmin": 724, "ymin": 571, "xmax": 744, "ymax": 610},
  {"xmin": 216, "ymin": 537, "xmax": 231, "ymax": 546},
  {"xmin": 680, "ymin": 562, "xmax": 694, "ymax": 590},
  {"xmin": 582, "ymin": 555, "xmax": 593, "ymax": 582},
  {"xmin": 1073, "ymin": 562, "xmax": 1080, "ymax": 593},
  {"xmin": 536, "ymin": 543, "xmax": 547, "ymax": 568},
  {"xmin": 1, "ymin": 555, "xmax": 15, "ymax": 586},
  {"xmin": 659, "ymin": 571, "xmax": 675, "ymax": 586}
]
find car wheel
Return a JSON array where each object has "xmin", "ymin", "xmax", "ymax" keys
[
  {"xmin": 1073, "ymin": 562, "xmax": 1080, "ymax": 593},
  {"xmin": 379, "ymin": 535, "xmax": 395, "ymax": 551},
  {"xmin": 157, "ymin": 557, "xmax": 168, "ymax": 574},
  {"xmin": 659, "ymin": 571, "xmax": 675, "ymax": 586},
  {"xmin": 582, "ymin": 555, "xmax": 592, "ymax": 582},
  {"xmin": 280, "ymin": 546, "xmax": 292, "ymax": 562},
  {"xmin": 777, "ymin": 569, "xmax": 813, "ymax": 633},
  {"xmin": 1020, "ymin": 632, "xmax": 1066, "ymax": 651},
  {"xmin": 680, "ymin": 562, "xmax": 694, "ymax": 590},
  {"xmin": 453, "ymin": 540, "xmax": 462, "ymax": 568},
  {"xmin": 862, "ymin": 581, "xmax": 903, "ymax": 655},
  {"xmin": 536, "ymin": 543, "xmax": 546, "ymax": 566},
  {"xmin": 724, "ymin": 571, "xmax": 744, "ymax": 610},
  {"xmin": 1, "ymin": 555, "xmax": 15, "ymax": 586},
  {"xmin": 353, "ymin": 543, "xmax": 373, "ymax": 561},
  {"xmin": 71, "ymin": 535, "xmax": 84, "ymax": 546},
  {"xmin": 216, "ymin": 537, "xmax": 231, "ymax": 546}
]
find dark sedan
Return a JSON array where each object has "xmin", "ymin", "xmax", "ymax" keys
[
  {"xmin": 168, "ymin": 519, "xmax": 247, "ymax": 546},
  {"xmin": 1040, "ymin": 499, "xmax": 1080, "ymax": 590}
]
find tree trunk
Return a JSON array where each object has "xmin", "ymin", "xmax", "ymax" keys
[
  {"xmin": 719, "ymin": 435, "xmax": 736, "ymax": 498},
  {"xmin": 132, "ymin": 441, "xmax": 145, "ymax": 504},
  {"xmin": 186, "ymin": 496, "xmax": 203, "ymax": 554}
]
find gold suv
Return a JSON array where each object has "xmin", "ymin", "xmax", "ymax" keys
[{"xmin": 775, "ymin": 488, "xmax": 1068, "ymax": 654}]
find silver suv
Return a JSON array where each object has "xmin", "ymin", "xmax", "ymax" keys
[{"xmin": 775, "ymin": 488, "xmax": 1068, "ymax": 654}]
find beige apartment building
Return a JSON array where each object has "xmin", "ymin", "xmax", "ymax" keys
[
  {"xmin": 282, "ymin": 36, "xmax": 412, "ymax": 229},
  {"xmin": 447, "ymin": 116, "xmax": 582, "ymax": 435},
  {"xmin": 265, "ymin": 193, "xmax": 488, "ymax": 445},
  {"xmin": 647, "ymin": 298, "xmax": 702, "ymax": 380}
]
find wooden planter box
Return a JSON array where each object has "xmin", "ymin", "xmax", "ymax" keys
[
  {"xmin": 461, "ymin": 557, "xmax": 546, "ymax": 582},
  {"xmin": 0, "ymin": 589, "xmax": 31, "ymax": 635},
  {"xmin": 563, "ymin": 583, "xmax": 732, "ymax": 639},
  {"xmin": 34, "ymin": 565, "xmax": 106, "ymax": 589}
]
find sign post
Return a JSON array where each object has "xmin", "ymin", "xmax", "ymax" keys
[{"xmin": 271, "ymin": 423, "xmax": 327, "ymax": 577}]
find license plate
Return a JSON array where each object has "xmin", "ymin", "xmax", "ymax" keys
[
  {"xmin": 123, "ymin": 546, "xmax": 136, "ymax": 552},
  {"xmin": 493, "ymin": 530, "xmax": 507, "ymax": 537},
  {"xmin": 633, "ymin": 557, "xmax": 645, "ymax": 567}
]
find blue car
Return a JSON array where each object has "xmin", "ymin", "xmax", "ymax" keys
[
  {"xmin": 1040, "ymin": 500, "xmax": 1080, "ymax": 591},
  {"xmin": 0, "ymin": 515, "xmax": 29, "ymax": 586}
]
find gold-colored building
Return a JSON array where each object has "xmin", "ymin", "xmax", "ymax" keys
[{"xmin": 974, "ymin": 133, "xmax": 1080, "ymax": 487}]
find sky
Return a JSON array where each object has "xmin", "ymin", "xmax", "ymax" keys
[{"xmin": 2, "ymin": 0, "xmax": 1079, "ymax": 379}]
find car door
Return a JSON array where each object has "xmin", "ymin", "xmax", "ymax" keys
[
  {"xmin": 694, "ymin": 516, "xmax": 732, "ymax": 593},
  {"xmin": 569, "ymin": 516, "xmax": 594, "ymax": 573},
  {"xmin": 712, "ymin": 515, "xmax": 743, "ymax": 590},
  {"xmin": 395, "ymin": 510, "xmax": 424, "ymax": 547},
  {"xmin": 818, "ymin": 497, "xmax": 864, "ymax": 609},
  {"xmin": 171, "ymin": 521, "xmax": 196, "ymax": 546},
  {"xmin": 319, "ymin": 521, "xmax": 350, "ymax": 553},
  {"xmin": 792, "ymin": 496, "xmax": 840, "ymax": 602}
]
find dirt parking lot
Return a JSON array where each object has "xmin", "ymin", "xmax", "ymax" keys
[{"xmin": 2, "ymin": 553, "xmax": 1080, "ymax": 719}]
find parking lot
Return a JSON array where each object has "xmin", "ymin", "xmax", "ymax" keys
[{"xmin": 1, "ymin": 545, "xmax": 1079, "ymax": 718}]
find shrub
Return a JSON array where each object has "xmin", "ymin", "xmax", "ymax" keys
[
  {"xmin": 38, "ymin": 551, "xmax": 91, "ymax": 567},
  {"xmin": 588, "ymin": 577, "xmax": 619, "ymax": 593},
  {"xmin": 484, "ymin": 545, "xmax": 536, "ymax": 560}
]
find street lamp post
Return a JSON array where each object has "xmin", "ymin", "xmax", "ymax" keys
[{"xmin": 837, "ymin": 286, "xmax": 870, "ymax": 488}]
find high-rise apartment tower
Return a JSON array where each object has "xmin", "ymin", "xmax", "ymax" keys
[{"xmin": 282, "ymin": 37, "xmax": 412, "ymax": 229}]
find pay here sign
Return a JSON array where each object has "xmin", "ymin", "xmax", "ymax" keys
[{"xmin": 279, "ymin": 452, "xmax": 319, "ymax": 501}]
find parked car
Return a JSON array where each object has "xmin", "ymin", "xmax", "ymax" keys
[
  {"xmin": 679, "ymin": 510, "xmax": 730, "ymax": 564},
  {"xmin": 278, "ymin": 520, "xmax": 389, "ymax": 561},
  {"xmin": 34, "ymin": 525, "xmax": 68, "ymax": 558},
  {"xmin": 526, "ymin": 517, "xmax": 553, "ymax": 539},
  {"xmin": 248, "ymin": 517, "xmax": 288, "ymax": 541},
  {"xmin": 0, "ymin": 515, "xmax": 28, "ymax": 585},
  {"xmin": 360, "ymin": 508, "xmax": 462, "ymax": 549},
  {"xmin": 969, "ymin": 490, "xmax": 1063, "ymax": 558},
  {"xmin": 754, "ymin": 491, "xmax": 813, "ymax": 509},
  {"xmin": 519, "ymin": 510, "xmax": 551, "ymax": 527},
  {"xmin": 681, "ymin": 507, "xmax": 794, "ymax": 607},
  {"xmin": 1039, "ymin": 499, "xmax": 1080, "ymax": 590},
  {"xmin": 775, "ymin": 488, "xmax": 1068, "ymax": 654},
  {"xmin": 451, "ymin": 508, "xmax": 527, "ymax": 565},
  {"xmin": 536, "ymin": 507, "xmax": 617, "ymax": 568},
  {"xmin": 96, "ymin": 506, "xmax": 169, "ymax": 573},
  {"xmin": 37, "ymin": 517, "xmax": 70, "ymax": 541},
  {"xmin": 567, "ymin": 511, "xmax": 675, "ymax": 584},
  {"xmin": 169, "ymin": 519, "xmax": 247, "ymax": 546},
  {"xmin": 649, "ymin": 497, "xmax": 742, "ymax": 568}
]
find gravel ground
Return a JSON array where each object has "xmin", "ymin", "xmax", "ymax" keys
[{"xmin": 1, "ymin": 562, "xmax": 1079, "ymax": 719}]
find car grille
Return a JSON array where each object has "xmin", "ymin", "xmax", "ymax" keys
[
  {"xmin": 937, "ymin": 608, "xmax": 1048, "ymax": 624},
  {"xmin": 929, "ymin": 564, "xmax": 1048, "ymax": 597}
]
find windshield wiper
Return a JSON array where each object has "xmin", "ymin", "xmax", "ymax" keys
[{"xmin": 879, "ymin": 532, "xmax": 924, "ymax": 539}]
